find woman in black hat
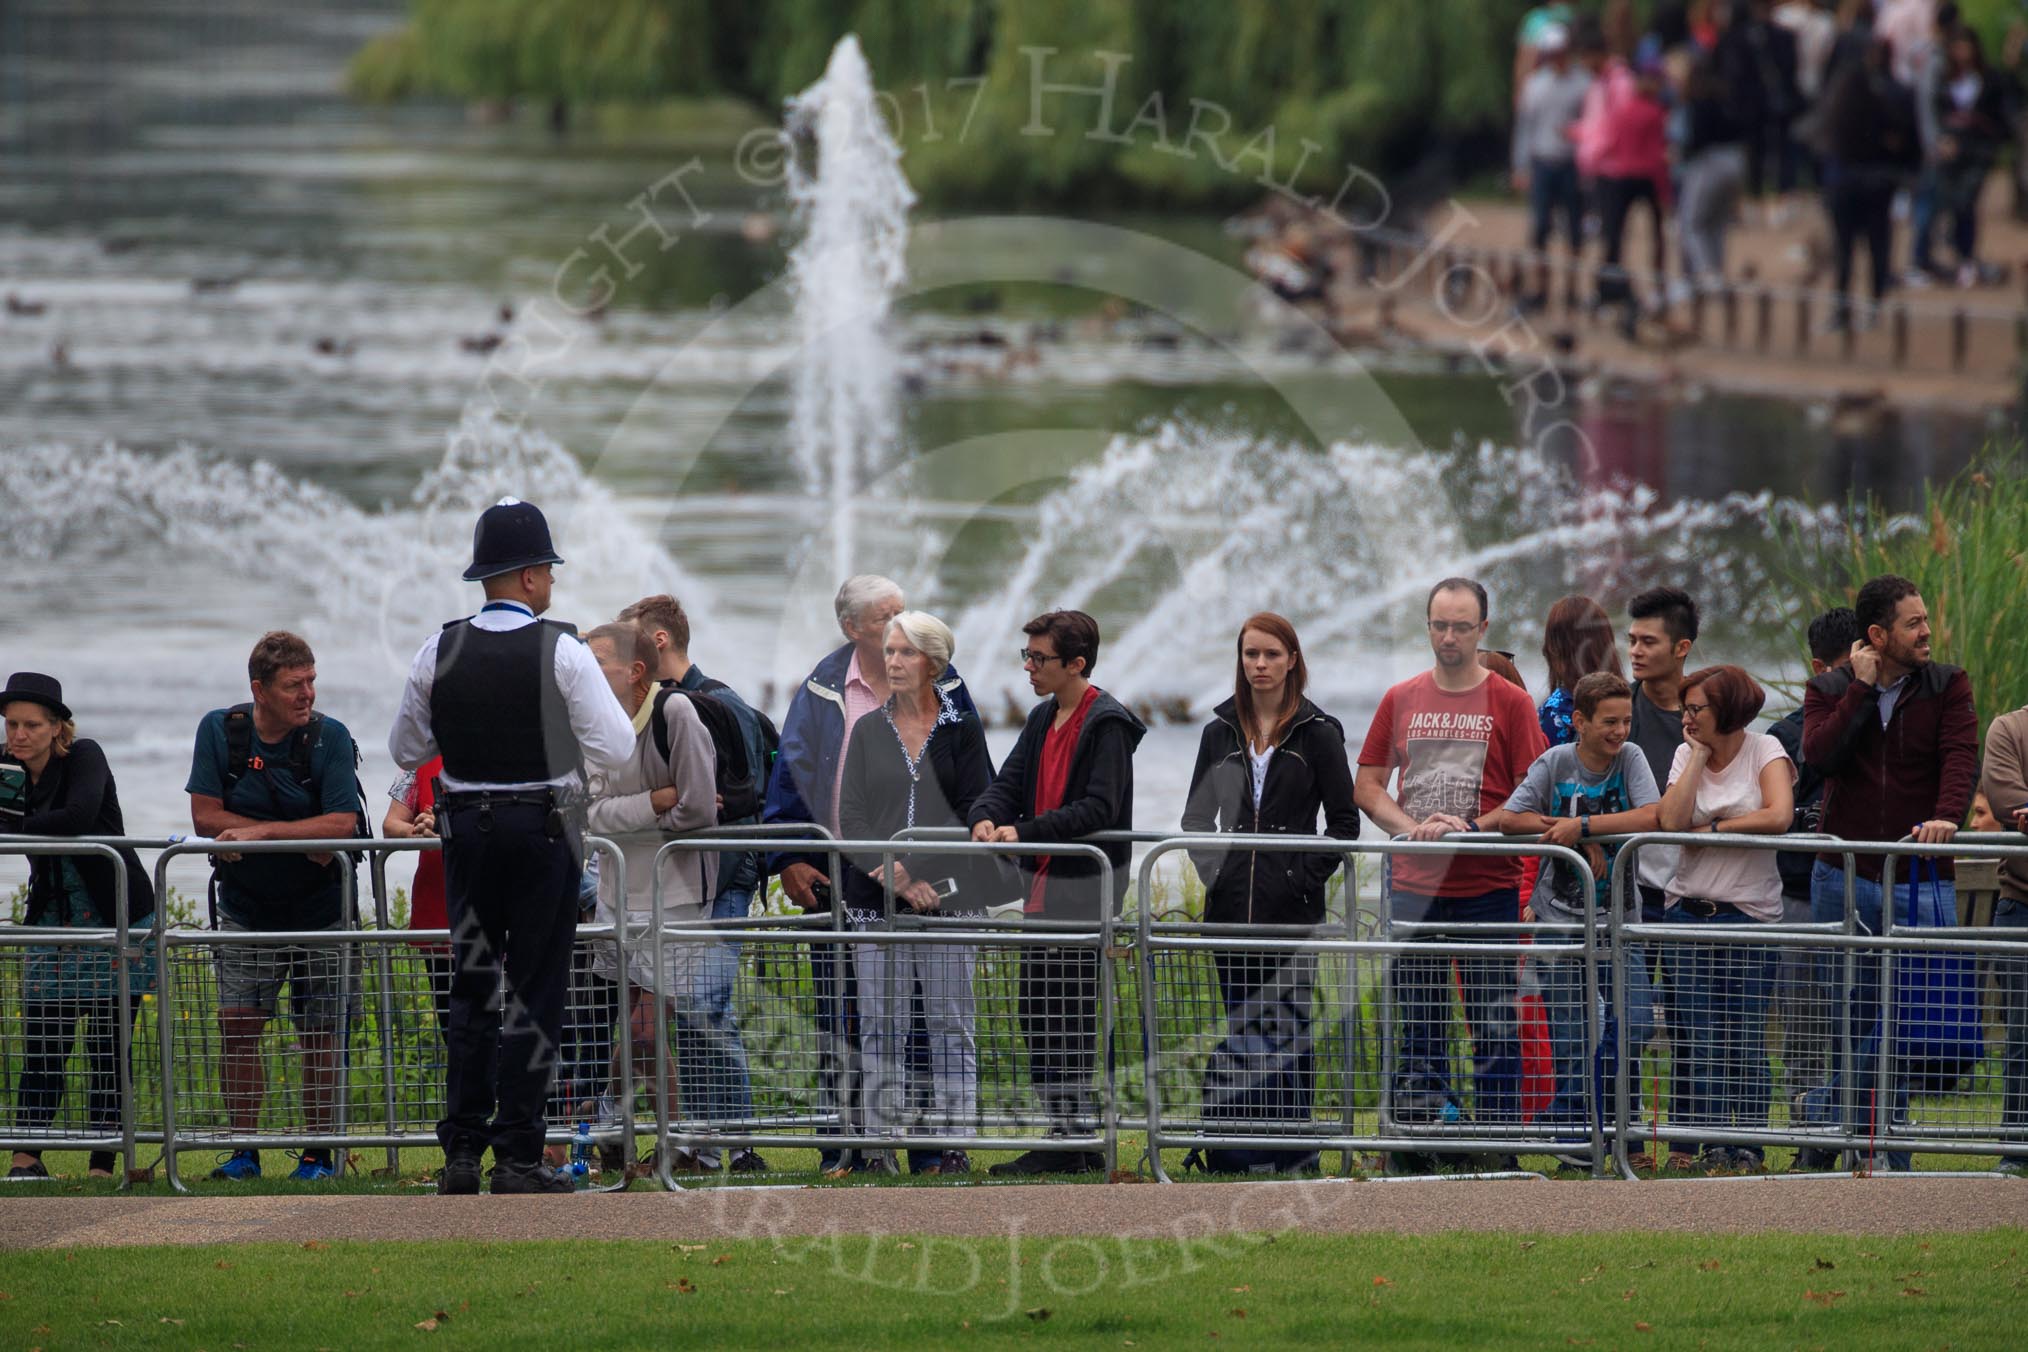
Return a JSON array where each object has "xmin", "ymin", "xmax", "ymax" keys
[{"xmin": 3, "ymin": 672, "xmax": 156, "ymax": 1180}]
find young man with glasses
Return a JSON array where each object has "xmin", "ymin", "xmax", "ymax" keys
[
  {"xmin": 969, "ymin": 610, "xmax": 1145, "ymax": 1175},
  {"xmin": 1354, "ymin": 578, "xmax": 1547, "ymax": 1169}
]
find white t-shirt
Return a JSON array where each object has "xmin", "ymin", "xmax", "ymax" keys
[{"xmin": 1665, "ymin": 732, "xmax": 1795, "ymax": 920}]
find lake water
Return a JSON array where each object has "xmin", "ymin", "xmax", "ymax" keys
[{"xmin": 0, "ymin": 1, "xmax": 2002, "ymax": 884}]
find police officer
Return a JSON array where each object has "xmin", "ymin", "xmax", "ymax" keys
[{"xmin": 389, "ymin": 498, "xmax": 634, "ymax": 1194}]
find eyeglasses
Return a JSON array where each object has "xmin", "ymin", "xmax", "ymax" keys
[
  {"xmin": 1426, "ymin": 620, "xmax": 1481, "ymax": 637},
  {"xmin": 1019, "ymin": 649, "xmax": 1067, "ymax": 668},
  {"xmin": 1681, "ymin": 702, "xmax": 1712, "ymax": 719}
]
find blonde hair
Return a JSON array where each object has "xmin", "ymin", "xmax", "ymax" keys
[{"xmin": 887, "ymin": 610, "xmax": 955, "ymax": 679}]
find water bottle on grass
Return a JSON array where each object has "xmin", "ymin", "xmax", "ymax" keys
[{"xmin": 570, "ymin": 1121, "xmax": 593, "ymax": 1188}]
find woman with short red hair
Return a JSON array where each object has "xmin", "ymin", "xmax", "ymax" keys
[{"xmin": 1655, "ymin": 663, "xmax": 1796, "ymax": 1173}]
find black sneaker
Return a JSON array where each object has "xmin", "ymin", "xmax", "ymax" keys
[
  {"xmin": 489, "ymin": 1161, "xmax": 573, "ymax": 1195},
  {"xmin": 988, "ymin": 1149, "xmax": 1099, "ymax": 1177},
  {"xmin": 728, "ymin": 1149, "xmax": 769, "ymax": 1174},
  {"xmin": 8, "ymin": 1158, "xmax": 51, "ymax": 1181},
  {"xmin": 936, "ymin": 1150, "xmax": 972, "ymax": 1175},
  {"xmin": 438, "ymin": 1150, "xmax": 482, "ymax": 1196}
]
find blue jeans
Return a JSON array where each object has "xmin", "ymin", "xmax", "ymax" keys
[
  {"xmin": 1993, "ymin": 896, "xmax": 2028, "ymax": 1163},
  {"xmin": 1388, "ymin": 889, "xmax": 1521, "ymax": 1125},
  {"xmin": 1806, "ymin": 862, "xmax": 1945, "ymax": 1169},
  {"xmin": 671, "ymin": 889, "xmax": 758, "ymax": 1137},
  {"xmin": 1536, "ymin": 940, "xmax": 1653, "ymax": 1134},
  {"xmin": 1528, "ymin": 156, "xmax": 1583, "ymax": 255},
  {"xmin": 1662, "ymin": 905, "xmax": 1777, "ymax": 1158}
]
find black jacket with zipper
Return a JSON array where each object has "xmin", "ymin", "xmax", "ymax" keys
[
  {"xmin": 1181, "ymin": 697, "xmax": 1359, "ymax": 927},
  {"xmin": 966, "ymin": 688, "xmax": 1146, "ymax": 920}
]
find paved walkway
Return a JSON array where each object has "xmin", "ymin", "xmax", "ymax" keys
[{"xmin": 4, "ymin": 1178, "xmax": 2023, "ymax": 1250}]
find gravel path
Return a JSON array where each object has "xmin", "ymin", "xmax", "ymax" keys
[{"xmin": 4, "ymin": 1178, "xmax": 2023, "ymax": 1250}]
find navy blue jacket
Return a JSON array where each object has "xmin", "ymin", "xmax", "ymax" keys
[{"xmin": 763, "ymin": 642, "xmax": 977, "ymax": 876}]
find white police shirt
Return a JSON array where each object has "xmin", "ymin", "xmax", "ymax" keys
[{"xmin": 387, "ymin": 600, "xmax": 635, "ymax": 794}]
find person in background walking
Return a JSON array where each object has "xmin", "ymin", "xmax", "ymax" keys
[
  {"xmin": 1539, "ymin": 595, "xmax": 1626, "ymax": 747},
  {"xmin": 1578, "ymin": 21, "xmax": 1676, "ymax": 339},
  {"xmin": 1513, "ymin": 24, "xmax": 1594, "ymax": 311},
  {"xmin": 1819, "ymin": 33, "xmax": 1923, "ymax": 329},
  {"xmin": 1931, "ymin": 24, "xmax": 2014, "ymax": 286}
]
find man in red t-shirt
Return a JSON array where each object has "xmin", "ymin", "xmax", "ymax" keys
[{"xmin": 1355, "ymin": 578, "xmax": 1548, "ymax": 1142}]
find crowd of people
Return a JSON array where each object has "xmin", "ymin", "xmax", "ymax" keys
[
  {"xmin": 1512, "ymin": 1, "xmax": 2022, "ymax": 336},
  {"xmin": 4, "ymin": 497, "xmax": 2025, "ymax": 1189}
]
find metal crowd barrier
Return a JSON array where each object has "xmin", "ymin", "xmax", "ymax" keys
[
  {"xmin": 1137, "ymin": 834, "xmax": 1599, "ymax": 1181},
  {"xmin": 7, "ymin": 826, "xmax": 2028, "ymax": 1189},
  {"xmin": 645, "ymin": 831, "xmax": 1117, "ymax": 1189},
  {"xmin": 0, "ymin": 840, "xmax": 137, "ymax": 1179},
  {"xmin": 1603, "ymin": 830, "xmax": 2028, "ymax": 1178}
]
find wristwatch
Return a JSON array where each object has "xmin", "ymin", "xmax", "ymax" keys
[{"xmin": 1579, "ymin": 814, "xmax": 1592, "ymax": 839}]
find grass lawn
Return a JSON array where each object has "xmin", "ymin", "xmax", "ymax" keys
[{"xmin": 1, "ymin": 1231, "xmax": 2022, "ymax": 1350}]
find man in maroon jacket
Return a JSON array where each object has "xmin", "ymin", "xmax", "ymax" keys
[{"xmin": 1797, "ymin": 574, "xmax": 1978, "ymax": 1170}]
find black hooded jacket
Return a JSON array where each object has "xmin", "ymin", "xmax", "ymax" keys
[
  {"xmin": 966, "ymin": 688, "xmax": 1146, "ymax": 920},
  {"xmin": 11, "ymin": 739, "xmax": 156, "ymax": 929},
  {"xmin": 1181, "ymin": 697, "xmax": 1360, "ymax": 926}
]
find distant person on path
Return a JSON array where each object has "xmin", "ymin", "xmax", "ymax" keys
[
  {"xmin": 1355, "ymin": 578, "xmax": 1547, "ymax": 1165},
  {"xmin": 1678, "ymin": 9, "xmax": 1758, "ymax": 287},
  {"xmin": 4, "ymin": 673, "xmax": 156, "ymax": 1182},
  {"xmin": 1182, "ymin": 613, "xmax": 1360, "ymax": 1173},
  {"xmin": 188, "ymin": 632, "xmax": 365, "ymax": 1184},
  {"xmin": 1817, "ymin": 34, "xmax": 1923, "ymax": 329},
  {"xmin": 1800, "ymin": 573, "xmax": 1978, "ymax": 1171},
  {"xmin": 1513, "ymin": 23, "xmax": 1594, "ymax": 310},
  {"xmin": 1979, "ymin": 698, "xmax": 2028, "ymax": 1176},
  {"xmin": 1657, "ymin": 665, "xmax": 1796, "ymax": 1173},
  {"xmin": 1931, "ymin": 25, "xmax": 2013, "ymax": 286},
  {"xmin": 1539, "ymin": 594, "xmax": 1626, "ymax": 747},
  {"xmin": 1577, "ymin": 22, "xmax": 1674, "ymax": 339},
  {"xmin": 970, "ymin": 610, "xmax": 1145, "ymax": 1176},
  {"xmin": 764, "ymin": 574, "xmax": 974, "ymax": 1175}
]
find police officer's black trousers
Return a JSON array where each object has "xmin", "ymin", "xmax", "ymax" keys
[{"xmin": 438, "ymin": 801, "xmax": 580, "ymax": 1166}]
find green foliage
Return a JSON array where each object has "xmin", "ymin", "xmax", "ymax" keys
[
  {"xmin": 1785, "ymin": 448, "xmax": 2028, "ymax": 744},
  {"xmin": 347, "ymin": 0, "xmax": 1542, "ymax": 207}
]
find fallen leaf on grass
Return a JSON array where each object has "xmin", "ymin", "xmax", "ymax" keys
[
  {"xmin": 302, "ymin": 1240, "xmax": 326, "ymax": 1251},
  {"xmin": 1803, "ymin": 1290, "xmax": 1846, "ymax": 1306},
  {"xmin": 1228, "ymin": 1308, "xmax": 1247, "ymax": 1319},
  {"xmin": 1813, "ymin": 1258, "xmax": 1836, "ymax": 1271},
  {"xmin": 1634, "ymin": 1322, "xmax": 1652, "ymax": 1333},
  {"xmin": 1902, "ymin": 1287, "xmax": 1929, "ymax": 1298},
  {"xmin": 1372, "ymin": 1276, "xmax": 1392, "ymax": 1287},
  {"xmin": 99, "ymin": 1320, "xmax": 124, "ymax": 1328},
  {"xmin": 1025, "ymin": 1308, "xmax": 1051, "ymax": 1322},
  {"xmin": 670, "ymin": 1279, "xmax": 697, "ymax": 1295},
  {"xmin": 899, "ymin": 1243, "xmax": 915, "ymax": 1251},
  {"xmin": 214, "ymin": 1261, "xmax": 233, "ymax": 1270},
  {"xmin": 1230, "ymin": 1285, "xmax": 1251, "ymax": 1293},
  {"xmin": 1699, "ymin": 1260, "xmax": 1721, "ymax": 1271},
  {"xmin": 415, "ymin": 1318, "xmax": 440, "ymax": 1332},
  {"xmin": 1520, "ymin": 1241, "xmax": 1537, "ymax": 1251},
  {"xmin": 675, "ymin": 1244, "xmax": 706, "ymax": 1253},
  {"xmin": 1622, "ymin": 1289, "xmax": 1636, "ymax": 1301},
  {"xmin": 711, "ymin": 1255, "xmax": 732, "ymax": 1266},
  {"xmin": 160, "ymin": 1318, "xmax": 185, "ymax": 1327}
]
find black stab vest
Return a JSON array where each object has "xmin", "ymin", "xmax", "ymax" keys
[{"xmin": 430, "ymin": 617, "xmax": 585, "ymax": 784}]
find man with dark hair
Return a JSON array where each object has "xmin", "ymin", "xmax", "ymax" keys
[
  {"xmin": 187, "ymin": 632, "xmax": 364, "ymax": 1182},
  {"xmin": 1799, "ymin": 574, "xmax": 1978, "ymax": 1171},
  {"xmin": 763, "ymin": 575, "xmax": 976, "ymax": 1175},
  {"xmin": 389, "ymin": 499, "xmax": 636, "ymax": 1194},
  {"xmin": 1768, "ymin": 606, "xmax": 1861, "ymax": 1108},
  {"xmin": 618, "ymin": 593, "xmax": 770, "ymax": 1173},
  {"xmin": 1355, "ymin": 579, "xmax": 1547, "ymax": 1167},
  {"xmin": 971, "ymin": 610, "xmax": 1145, "ymax": 1175},
  {"xmin": 1626, "ymin": 586, "xmax": 1701, "ymax": 918}
]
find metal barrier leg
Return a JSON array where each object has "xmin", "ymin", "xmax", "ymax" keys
[{"xmin": 370, "ymin": 852, "xmax": 401, "ymax": 1176}]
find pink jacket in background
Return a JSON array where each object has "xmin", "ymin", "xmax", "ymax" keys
[{"xmin": 1573, "ymin": 60, "xmax": 1672, "ymax": 204}]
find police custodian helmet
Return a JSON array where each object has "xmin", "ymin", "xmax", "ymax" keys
[{"xmin": 463, "ymin": 497, "xmax": 566, "ymax": 581}]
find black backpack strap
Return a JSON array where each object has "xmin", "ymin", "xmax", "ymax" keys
[
  {"xmin": 650, "ymin": 685, "xmax": 677, "ymax": 763},
  {"xmin": 220, "ymin": 703, "xmax": 256, "ymax": 793},
  {"xmin": 287, "ymin": 713, "xmax": 323, "ymax": 791}
]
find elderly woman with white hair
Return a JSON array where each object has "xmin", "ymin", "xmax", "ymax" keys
[{"xmin": 836, "ymin": 611, "xmax": 1007, "ymax": 1176}]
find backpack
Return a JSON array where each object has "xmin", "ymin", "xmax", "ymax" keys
[
  {"xmin": 693, "ymin": 675, "xmax": 780, "ymax": 781},
  {"xmin": 219, "ymin": 704, "xmax": 372, "ymax": 848},
  {"xmin": 650, "ymin": 684, "xmax": 764, "ymax": 823},
  {"xmin": 1183, "ymin": 1027, "xmax": 1318, "ymax": 1176}
]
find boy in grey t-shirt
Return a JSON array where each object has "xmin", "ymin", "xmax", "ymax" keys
[{"xmin": 1481, "ymin": 674, "xmax": 1661, "ymax": 1153}]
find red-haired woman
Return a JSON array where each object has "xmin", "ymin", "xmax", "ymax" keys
[
  {"xmin": 1181, "ymin": 614, "xmax": 1359, "ymax": 1171},
  {"xmin": 1655, "ymin": 663, "xmax": 1795, "ymax": 1173},
  {"xmin": 1538, "ymin": 594, "xmax": 1624, "ymax": 747}
]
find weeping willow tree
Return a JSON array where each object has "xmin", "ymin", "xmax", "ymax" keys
[{"xmin": 350, "ymin": 0, "xmax": 1538, "ymax": 205}]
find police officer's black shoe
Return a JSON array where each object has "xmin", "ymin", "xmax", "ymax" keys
[
  {"xmin": 438, "ymin": 1150, "xmax": 482, "ymax": 1196},
  {"xmin": 489, "ymin": 1161, "xmax": 573, "ymax": 1195}
]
